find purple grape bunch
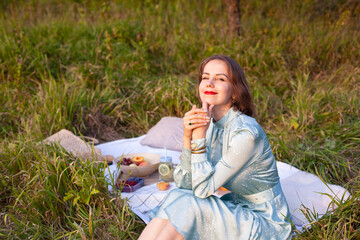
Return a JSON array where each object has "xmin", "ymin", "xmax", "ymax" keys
[{"xmin": 120, "ymin": 157, "xmax": 132, "ymax": 166}]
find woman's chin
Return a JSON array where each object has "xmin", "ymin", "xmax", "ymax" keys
[{"xmin": 200, "ymin": 98, "xmax": 216, "ymax": 106}]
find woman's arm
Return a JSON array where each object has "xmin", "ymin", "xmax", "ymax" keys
[
  {"xmin": 173, "ymin": 105, "xmax": 211, "ymax": 189},
  {"xmin": 191, "ymin": 130, "xmax": 256, "ymax": 198}
]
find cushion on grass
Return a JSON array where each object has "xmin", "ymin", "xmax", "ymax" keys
[
  {"xmin": 43, "ymin": 129, "xmax": 102, "ymax": 160},
  {"xmin": 140, "ymin": 117, "xmax": 183, "ymax": 151}
]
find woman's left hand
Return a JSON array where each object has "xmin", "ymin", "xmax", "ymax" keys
[{"xmin": 192, "ymin": 102, "xmax": 213, "ymax": 140}]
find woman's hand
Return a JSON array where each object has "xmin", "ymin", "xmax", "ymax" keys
[
  {"xmin": 183, "ymin": 105, "xmax": 210, "ymax": 139},
  {"xmin": 182, "ymin": 103, "xmax": 213, "ymax": 149},
  {"xmin": 192, "ymin": 102, "xmax": 213, "ymax": 140}
]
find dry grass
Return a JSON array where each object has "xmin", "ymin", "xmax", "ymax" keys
[{"xmin": 0, "ymin": 0, "xmax": 359, "ymax": 238}]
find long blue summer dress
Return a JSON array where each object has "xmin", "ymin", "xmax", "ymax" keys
[{"xmin": 150, "ymin": 108, "xmax": 293, "ymax": 239}]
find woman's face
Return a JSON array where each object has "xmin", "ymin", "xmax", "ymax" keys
[{"xmin": 199, "ymin": 59, "xmax": 233, "ymax": 110}]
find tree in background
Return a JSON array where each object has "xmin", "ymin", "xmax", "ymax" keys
[{"xmin": 222, "ymin": 0, "xmax": 241, "ymax": 36}]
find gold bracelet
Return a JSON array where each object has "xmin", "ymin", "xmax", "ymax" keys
[
  {"xmin": 191, "ymin": 150, "xmax": 206, "ymax": 154},
  {"xmin": 191, "ymin": 146, "xmax": 206, "ymax": 151}
]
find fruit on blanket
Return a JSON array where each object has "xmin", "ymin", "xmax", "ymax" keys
[
  {"xmin": 139, "ymin": 160, "xmax": 150, "ymax": 166},
  {"xmin": 131, "ymin": 156, "xmax": 144, "ymax": 164},
  {"xmin": 116, "ymin": 177, "xmax": 143, "ymax": 189},
  {"xmin": 121, "ymin": 157, "xmax": 132, "ymax": 165},
  {"xmin": 123, "ymin": 180, "xmax": 138, "ymax": 186},
  {"xmin": 157, "ymin": 182, "xmax": 170, "ymax": 191},
  {"xmin": 116, "ymin": 177, "xmax": 145, "ymax": 192}
]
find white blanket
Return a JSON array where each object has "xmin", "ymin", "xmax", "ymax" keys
[{"xmin": 97, "ymin": 135, "xmax": 351, "ymax": 231}]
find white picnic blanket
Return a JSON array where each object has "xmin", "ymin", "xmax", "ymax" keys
[{"xmin": 97, "ymin": 135, "xmax": 351, "ymax": 231}]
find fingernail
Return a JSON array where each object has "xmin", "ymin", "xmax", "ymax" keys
[
  {"xmin": 203, "ymin": 123, "xmax": 207, "ymax": 125},
  {"xmin": 206, "ymin": 116, "xmax": 210, "ymax": 119}
]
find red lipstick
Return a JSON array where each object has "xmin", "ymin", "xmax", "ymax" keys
[{"xmin": 204, "ymin": 91, "xmax": 217, "ymax": 95}]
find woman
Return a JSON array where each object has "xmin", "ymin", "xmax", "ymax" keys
[{"xmin": 139, "ymin": 55, "xmax": 293, "ymax": 240}]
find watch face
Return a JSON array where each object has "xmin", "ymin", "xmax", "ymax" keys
[{"xmin": 191, "ymin": 143, "xmax": 197, "ymax": 149}]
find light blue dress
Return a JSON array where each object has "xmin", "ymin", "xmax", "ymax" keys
[{"xmin": 150, "ymin": 108, "xmax": 293, "ymax": 239}]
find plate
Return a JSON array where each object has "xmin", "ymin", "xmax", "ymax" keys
[{"xmin": 115, "ymin": 153, "xmax": 161, "ymax": 178}]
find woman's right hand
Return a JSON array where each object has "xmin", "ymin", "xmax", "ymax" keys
[{"xmin": 183, "ymin": 105, "xmax": 210, "ymax": 140}]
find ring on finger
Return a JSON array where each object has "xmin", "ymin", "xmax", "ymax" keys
[{"xmin": 189, "ymin": 122, "xmax": 192, "ymax": 125}]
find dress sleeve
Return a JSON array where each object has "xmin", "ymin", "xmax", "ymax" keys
[
  {"xmin": 173, "ymin": 147, "xmax": 192, "ymax": 189},
  {"xmin": 191, "ymin": 130, "xmax": 257, "ymax": 198}
]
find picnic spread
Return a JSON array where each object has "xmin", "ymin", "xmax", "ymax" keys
[
  {"xmin": 45, "ymin": 116, "xmax": 351, "ymax": 233},
  {"xmin": 97, "ymin": 135, "xmax": 351, "ymax": 232}
]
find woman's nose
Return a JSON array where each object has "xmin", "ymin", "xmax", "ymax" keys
[{"xmin": 206, "ymin": 77, "xmax": 215, "ymax": 87}]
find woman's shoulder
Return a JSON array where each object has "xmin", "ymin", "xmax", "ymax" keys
[{"xmin": 228, "ymin": 111, "xmax": 264, "ymax": 140}]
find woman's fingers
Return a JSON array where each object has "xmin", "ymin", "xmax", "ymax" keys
[
  {"xmin": 183, "ymin": 104, "xmax": 213, "ymax": 139},
  {"xmin": 184, "ymin": 107, "xmax": 208, "ymax": 117},
  {"xmin": 183, "ymin": 112, "xmax": 210, "ymax": 123},
  {"xmin": 202, "ymin": 101, "xmax": 209, "ymax": 112},
  {"xmin": 208, "ymin": 104, "xmax": 214, "ymax": 118},
  {"xmin": 184, "ymin": 122, "xmax": 208, "ymax": 130},
  {"xmin": 202, "ymin": 101, "xmax": 214, "ymax": 119},
  {"xmin": 183, "ymin": 104, "xmax": 211, "ymax": 130},
  {"xmin": 184, "ymin": 117, "xmax": 209, "ymax": 126}
]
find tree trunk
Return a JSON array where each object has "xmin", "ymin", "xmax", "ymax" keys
[{"xmin": 222, "ymin": 0, "xmax": 241, "ymax": 36}]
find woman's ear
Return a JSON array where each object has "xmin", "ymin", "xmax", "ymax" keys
[{"xmin": 231, "ymin": 94, "xmax": 236, "ymax": 103}]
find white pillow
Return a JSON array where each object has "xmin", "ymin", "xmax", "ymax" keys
[{"xmin": 140, "ymin": 117, "xmax": 183, "ymax": 151}]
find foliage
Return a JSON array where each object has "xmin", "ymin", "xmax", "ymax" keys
[{"xmin": 0, "ymin": 0, "xmax": 359, "ymax": 238}]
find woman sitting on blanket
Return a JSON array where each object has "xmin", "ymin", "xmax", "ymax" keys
[{"xmin": 139, "ymin": 55, "xmax": 293, "ymax": 240}]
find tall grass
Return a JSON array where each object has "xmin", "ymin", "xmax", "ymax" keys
[{"xmin": 1, "ymin": 0, "xmax": 359, "ymax": 238}]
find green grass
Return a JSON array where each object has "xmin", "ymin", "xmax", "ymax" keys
[{"xmin": 1, "ymin": 0, "xmax": 359, "ymax": 238}]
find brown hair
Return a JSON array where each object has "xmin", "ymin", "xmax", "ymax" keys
[{"xmin": 197, "ymin": 55, "xmax": 255, "ymax": 117}]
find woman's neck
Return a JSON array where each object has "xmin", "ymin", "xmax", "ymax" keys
[{"xmin": 212, "ymin": 104, "xmax": 232, "ymax": 121}]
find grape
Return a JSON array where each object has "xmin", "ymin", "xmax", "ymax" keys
[
  {"xmin": 116, "ymin": 177, "xmax": 143, "ymax": 189},
  {"xmin": 120, "ymin": 157, "xmax": 133, "ymax": 166},
  {"xmin": 119, "ymin": 180, "xmax": 138, "ymax": 187}
]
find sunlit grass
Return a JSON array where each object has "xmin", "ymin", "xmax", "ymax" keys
[{"xmin": 0, "ymin": 0, "xmax": 359, "ymax": 238}]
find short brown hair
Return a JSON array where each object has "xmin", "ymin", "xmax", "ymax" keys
[{"xmin": 197, "ymin": 55, "xmax": 255, "ymax": 117}]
